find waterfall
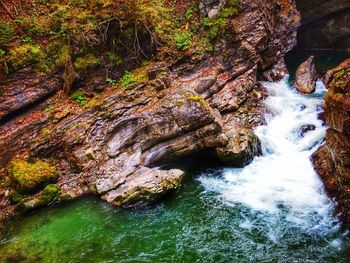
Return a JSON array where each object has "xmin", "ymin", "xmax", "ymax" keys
[{"xmin": 199, "ymin": 77, "xmax": 342, "ymax": 241}]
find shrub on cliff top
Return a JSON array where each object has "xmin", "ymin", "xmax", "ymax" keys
[
  {"xmin": 1, "ymin": 0, "xmax": 170, "ymax": 70},
  {"xmin": 1, "ymin": 0, "xmax": 243, "ymax": 93}
]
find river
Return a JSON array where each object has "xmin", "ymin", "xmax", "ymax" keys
[{"xmin": 0, "ymin": 51, "xmax": 350, "ymax": 262}]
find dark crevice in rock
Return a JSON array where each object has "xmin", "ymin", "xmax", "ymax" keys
[{"xmin": 0, "ymin": 89, "xmax": 56, "ymax": 127}]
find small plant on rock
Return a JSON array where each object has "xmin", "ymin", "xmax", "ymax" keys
[
  {"xmin": 106, "ymin": 78, "xmax": 117, "ymax": 86},
  {"xmin": 70, "ymin": 91, "xmax": 87, "ymax": 105},
  {"xmin": 120, "ymin": 71, "xmax": 136, "ymax": 88},
  {"xmin": 175, "ymin": 32, "xmax": 192, "ymax": 51}
]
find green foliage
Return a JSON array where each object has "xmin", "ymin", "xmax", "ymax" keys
[
  {"xmin": 107, "ymin": 52, "xmax": 123, "ymax": 65},
  {"xmin": 45, "ymin": 105, "xmax": 54, "ymax": 113},
  {"xmin": 8, "ymin": 160, "xmax": 58, "ymax": 193},
  {"xmin": 188, "ymin": 94, "xmax": 207, "ymax": 108},
  {"xmin": 70, "ymin": 91, "xmax": 87, "ymax": 105},
  {"xmin": 22, "ymin": 36, "xmax": 33, "ymax": 43},
  {"xmin": 202, "ymin": 0, "xmax": 241, "ymax": 40},
  {"xmin": 175, "ymin": 32, "xmax": 192, "ymax": 51},
  {"xmin": 0, "ymin": 172, "xmax": 11, "ymax": 188},
  {"xmin": 54, "ymin": 45, "xmax": 71, "ymax": 68},
  {"xmin": 42, "ymin": 184, "xmax": 60, "ymax": 201},
  {"xmin": 8, "ymin": 44, "xmax": 48, "ymax": 71},
  {"xmin": 0, "ymin": 21, "xmax": 17, "ymax": 49},
  {"xmin": 15, "ymin": 184, "xmax": 60, "ymax": 212},
  {"xmin": 106, "ymin": 78, "xmax": 117, "ymax": 85},
  {"xmin": 120, "ymin": 71, "xmax": 136, "ymax": 88},
  {"xmin": 186, "ymin": 8, "xmax": 193, "ymax": 19},
  {"xmin": 16, "ymin": 16, "xmax": 50, "ymax": 37},
  {"xmin": 8, "ymin": 190, "xmax": 26, "ymax": 204},
  {"xmin": 158, "ymin": 71, "xmax": 168, "ymax": 77},
  {"xmin": 334, "ymin": 69, "xmax": 345, "ymax": 79},
  {"xmin": 1, "ymin": 0, "xmax": 243, "ymax": 88},
  {"xmin": 74, "ymin": 54, "xmax": 100, "ymax": 71},
  {"xmin": 330, "ymin": 67, "xmax": 350, "ymax": 89}
]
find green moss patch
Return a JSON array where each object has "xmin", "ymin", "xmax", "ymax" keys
[
  {"xmin": 8, "ymin": 44, "xmax": 48, "ymax": 71},
  {"xmin": 202, "ymin": 0, "xmax": 241, "ymax": 40},
  {"xmin": 74, "ymin": 54, "xmax": 100, "ymax": 71},
  {"xmin": 8, "ymin": 160, "xmax": 59, "ymax": 193},
  {"xmin": 0, "ymin": 21, "xmax": 17, "ymax": 49},
  {"xmin": 15, "ymin": 184, "xmax": 61, "ymax": 212}
]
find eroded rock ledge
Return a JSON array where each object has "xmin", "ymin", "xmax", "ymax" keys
[
  {"xmin": 312, "ymin": 58, "xmax": 350, "ymax": 224},
  {"xmin": 0, "ymin": 0, "xmax": 300, "ymax": 219}
]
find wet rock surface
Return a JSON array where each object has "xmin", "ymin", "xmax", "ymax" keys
[
  {"xmin": 0, "ymin": 0, "xmax": 300, "ymax": 219},
  {"xmin": 216, "ymin": 126, "xmax": 261, "ymax": 167},
  {"xmin": 312, "ymin": 57, "xmax": 350, "ymax": 225},
  {"xmin": 299, "ymin": 124, "xmax": 316, "ymax": 137},
  {"xmin": 295, "ymin": 56, "xmax": 317, "ymax": 94}
]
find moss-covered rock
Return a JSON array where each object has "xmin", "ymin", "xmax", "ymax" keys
[
  {"xmin": 188, "ymin": 94, "xmax": 208, "ymax": 108},
  {"xmin": 8, "ymin": 160, "xmax": 58, "ymax": 193},
  {"xmin": 16, "ymin": 184, "xmax": 60, "ymax": 212},
  {"xmin": 8, "ymin": 190, "xmax": 27, "ymax": 204},
  {"xmin": 42, "ymin": 184, "xmax": 60, "ymax": 201}
]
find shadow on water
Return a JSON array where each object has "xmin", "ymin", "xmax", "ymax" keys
[{"xmin": 285, "ymin": 49, "xmax": 350, "ymax": 83}]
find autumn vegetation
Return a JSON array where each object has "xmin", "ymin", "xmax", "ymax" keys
[{"xmin": 0, "ymin": 0, "xmax": 241, "ymax": 93}]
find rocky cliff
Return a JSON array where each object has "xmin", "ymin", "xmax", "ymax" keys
[
  {"xmin": 296, "ymin": 0, "xmax": 350, "ymax": 48},
  {"xmin": 0, "ymin": 0, "xmax": 300, "ymax": 219},
  {"xmin": 312, "ymin": 58, "xmax": 350, "ymax": 224}
]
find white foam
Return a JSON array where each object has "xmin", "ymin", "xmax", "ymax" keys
[{"xmin": 199, "ymin": 77, "xmax": 337, "ymax": 230}]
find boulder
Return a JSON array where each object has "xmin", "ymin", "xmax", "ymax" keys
[
  {"xmin": 15, "ymin": 184, "xmax": 60, "ymax": 212},
  {"xmin": 101, "ymin": 168, "xmax": 184, "ymax": 206},
  {"xmin": 298, "ymin": 124, "xmax": 316, "ymax": 136},
  {"xmin": 323, "ymin": 58, "xmax": 350, "ymax": 85},
  {"xmin": 8, "ymin": 160, "xmax": 58, "ymax": 193},
  {"xmin": 28, "ymin": 87, "xmax": 228, "ymax": 207},
  {"xmin": 295, "ymin": 56, "xmax": 317, "ymax": 94},
  {"xmin": 324, "ymin": 59, "xmax": 350, "ymax": 134},
  {"xmin": 216, "ymin": 126, "xmax": 261, "ymax": 167}
]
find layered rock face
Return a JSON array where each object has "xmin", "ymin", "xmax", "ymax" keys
[
  {"xmin": 296, "ymin": 0, "xmax": 350, "ymax": 48},
  {"xmin": 312, "ymin": 58, "xmax": 350, "ymax": 224},
  {"xmin": 0, "ymin": 0, "xmax": 300, "ymax": 218}
]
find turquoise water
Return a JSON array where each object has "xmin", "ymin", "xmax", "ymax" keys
[
  {"xmin": 1, "ymin": 52, "xmax": 350, "ymax": 263},
  {"xmin": 1, "ymin": 173, "xmax": 349, "ymax": 263}
]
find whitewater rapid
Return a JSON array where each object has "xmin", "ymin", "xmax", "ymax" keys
[{"xmin": 199, "ymin": 77, "xmax": 342, "ymax": 239}]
